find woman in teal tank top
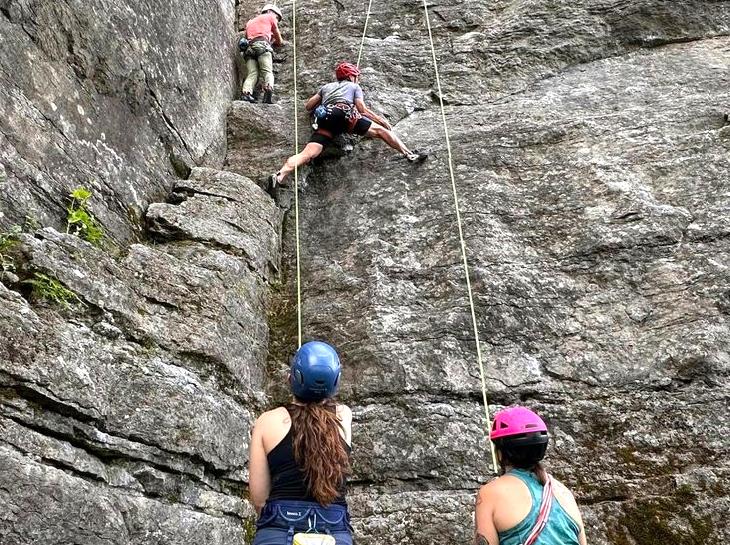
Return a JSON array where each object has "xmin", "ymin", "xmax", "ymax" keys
[{"xmin": 474, "ymin": 407, "xmax": 587, "ymax": 545}]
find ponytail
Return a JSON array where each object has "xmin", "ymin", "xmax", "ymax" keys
[
  {"xmin": 289, "ymin": 401, "xmax": 351, "ymax": 505},
  {"xmin": 533, "ymin": 462, "xmax": 548, "ymax": 486}
]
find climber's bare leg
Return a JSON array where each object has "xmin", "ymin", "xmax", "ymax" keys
[
  {"xmin": 277, "ymin": 142, "xmax": 324, "ymax": 184},
  {"xmin": 366, "ymin": 123, "xmax": 411, "ymax": 156}
]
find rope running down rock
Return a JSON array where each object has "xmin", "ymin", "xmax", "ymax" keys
[
  {"xmin": 289, "ymin": 3, "xmax": 496, "ymax": 472},
  {"xmin": 421, "ymin": 0, "xmax": 498, "ymax": 473},
  {"xmin": 289, "ymin": 0, "xmax": 373, "ymax": 347},
  {"xmin": 291, "ymin": 0, "xmax": 303, "ymax": 347},
  {"xmin": 357, "ymin": 0, "xmax": 374, "ymax": 68}
]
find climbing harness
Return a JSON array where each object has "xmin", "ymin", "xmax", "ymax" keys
[
  {"xmin": 312, "ymin": 81, "xmax": 362, "ymax": 131},
  {"xmin": 312, "ymin": 102, "xmax": 362, "ymax": 133},
  {"xmin": 312, "ymin": 80, "xmax": 363, "ymax": 132},
  {"xmin": 421, "ymin": 0, "xmax": 498, "ymax": 473},
  {"xmin": 245, "ymin": 38, "xmax": 274, "ymax": 59},
  {"xmin": 256, "ymin": 500, "xmax": 350, "ymax": 545}
]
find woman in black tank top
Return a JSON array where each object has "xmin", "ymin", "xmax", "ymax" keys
[{"xmin": 249, "ymin": 341, "xmax": 354, "ymax": 545}]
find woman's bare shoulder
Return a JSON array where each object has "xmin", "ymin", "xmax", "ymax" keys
[
  {"xmin": 552, "ymin": 477, "xmax": 577, "ymax": 500},
  {"xmin": 551, "ymin": 476, "xmax": 584, "ymax": 522},
  {"xmin": 335, "ymin": 404, "xmax": 352, "ymax": 419},
  {"xmin": 256, "ymin": 406, "xmax": 291, "ymax": 425}
]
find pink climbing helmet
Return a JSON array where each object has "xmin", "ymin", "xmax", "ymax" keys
[{"xmin": 490, "ymin": 406, "xmax": 548, "ymax": 442}]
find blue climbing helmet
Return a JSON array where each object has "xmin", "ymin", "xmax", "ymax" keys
[{"xmin": 290, "ymin": 341, "xmax": 341, "ymax": 401}]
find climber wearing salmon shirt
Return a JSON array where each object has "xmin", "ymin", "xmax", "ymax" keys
[
  {"xmin": 268, "ymin": 61, "xmax": 427, "ymax": 192},
  {"xmin": 240, "ymin": 4, "xmax": 284, "ymax": 104},
  {"xmin": 474, "ymin": 407, "xmax": 588, "ymax": 545},
  {"xmin": 248, "ymin": 341, "xmax": 354, "ymax": 545}
]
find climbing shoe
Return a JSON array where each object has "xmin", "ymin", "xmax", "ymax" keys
[
  {"xmin": 267, "ymin": 173, "xmax": 278, "ymax": 196},
  {"xmin": 406, "ymin": 149, "xmax": 429, "ymax": 162},
  {"xmin": 240, "ymin": 92, "xmax": 256, "ymax": 103},
  {"xmin": 263, "ymin": 90, "xmax": 274, "ymax": 104}
]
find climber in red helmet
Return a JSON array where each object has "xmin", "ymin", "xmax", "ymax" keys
[{"xmin": 269, "ymin": 61, "xmax": 427, "ymax": 191}]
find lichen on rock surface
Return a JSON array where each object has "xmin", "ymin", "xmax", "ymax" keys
[{"xmin": 1, "ymin": 0, "xmax": 729, "ymax": 544}]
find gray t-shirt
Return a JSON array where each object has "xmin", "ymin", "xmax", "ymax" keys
[{"xmin": 318, "ymin": 81, "xmax": 364, "ymax": 106}]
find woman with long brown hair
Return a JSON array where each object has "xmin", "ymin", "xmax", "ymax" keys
[{"xmin": 249, "ymin": 341, "xmax": 353, "ymax": 545}]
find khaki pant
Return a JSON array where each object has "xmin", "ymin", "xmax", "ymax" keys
[{"xmin": 242, "ymin": 42, "xmax": 274, "ymax": 94}]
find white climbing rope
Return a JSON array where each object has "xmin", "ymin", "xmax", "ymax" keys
[
  {"xmin": 356, "ymin": 0, "xmax": 375, "ymax": 68},
  {"xmin": 289, "ymin": 0, "xmax": 373, "ymax": 349},
  {"xmin": 422, "ymin": 0, "xmax": 498, "ymax": 474},
  {"xmin": 292, "ymin": 0, "xmax": 303, "ymax": 348}
]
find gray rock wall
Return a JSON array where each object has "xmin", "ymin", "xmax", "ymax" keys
[
  {"xmin": 0, "ymin": 167, "xmax": 281, "ymax": 544},
  {"xmin": 0, "ymin": 0, "xmax": 281, "ymax": 541},
  {"xmin": 0, "ymin": 0, "xmax": 237, "ymax": 242},
  {"xmin": 259, "ymin": 1, "xmax": 730, "ymax": 544},
  {"xmin": 1, "ymin": 0, "xmax": 729, "ymax": 544}
]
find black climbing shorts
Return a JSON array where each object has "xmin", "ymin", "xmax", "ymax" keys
[
  {"xmin": 309, "ymin": 131, "xmax": 332, "ymax": 146},
  {"xmin": 352, "ymin": 117, "xmax": 372, "ymax": 135}
]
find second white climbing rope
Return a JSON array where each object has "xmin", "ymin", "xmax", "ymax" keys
[
  {"xmin": 291, "ymin": 0, "xmax": 303, "ymax": 348},
  {"xmin": 422, "ymin": 0, "xmax": 498, "ymax": 473},
  {"xmin": 356, "ymin": 0, "xmax": 375, "ymax": 68}
]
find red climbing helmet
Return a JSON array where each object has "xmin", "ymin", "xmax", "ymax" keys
[
  {"xmin": 490, "ymin": 406, "xmax": 548, "ymax": 443},
  {"xmin": 335, "ymin": 62, "xmax": 361, "ymax": 81}
]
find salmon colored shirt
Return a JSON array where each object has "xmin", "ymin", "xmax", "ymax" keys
[{"xmin": 246, "ymin": 12, "xmax": 280, "ymax": 44}]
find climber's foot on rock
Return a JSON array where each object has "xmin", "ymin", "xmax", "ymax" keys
[
  {"xmin": 241, "ymin": 92, "xmax": 257, "ymax": 103},
  {"xmin": 267, "ymin": 173, "xmax": 278, "ymax": 196},
  {"xmin": 406, "ymin": 149, "xmax": 429, "ymax": 163},
  {"xmin": 263, "ymin": 90, "xmax": 274, "ymax": 104},
  {"xmin": 268, "ymin": 172, "xmax": 288, "ymax": 197}
]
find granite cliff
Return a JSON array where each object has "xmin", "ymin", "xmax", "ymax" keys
[{"xmin": 1, "ymin": 0, "xmax": 729, "ymax": 544}]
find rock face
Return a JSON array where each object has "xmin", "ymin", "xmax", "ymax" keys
[
  {"xmin": 0, "ymin": 166, "xmax": 280, "ymax": 544},
  {"xmin": 262, "ymin": 1, "xmax": 730, "ymax": 544},
  {"xmin": 1, "ymin": 0, "xmax": 729, "ymax": 545},
  {"xmin": 0, "ymin": 0, "xmax": 237, "ymax": 243}
]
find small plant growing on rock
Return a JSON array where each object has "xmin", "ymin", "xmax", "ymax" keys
[
  {"xmin": 66, "ymin": 186, "xmax": 104, "ymax": 245},
  {"xmin": 242, "ymin": 515, "xmax": 257, "ymax": 545},
  {"xmin": 23, "ymin": 215, "xmax": 41, "ymax": 231},
  {"xmin": 0, "ymin": 225, "xmax": 22, "ymax": 280},
  {"xmin": 23, "ymin": 272, "xmax": 84, "ymax": 309}
]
